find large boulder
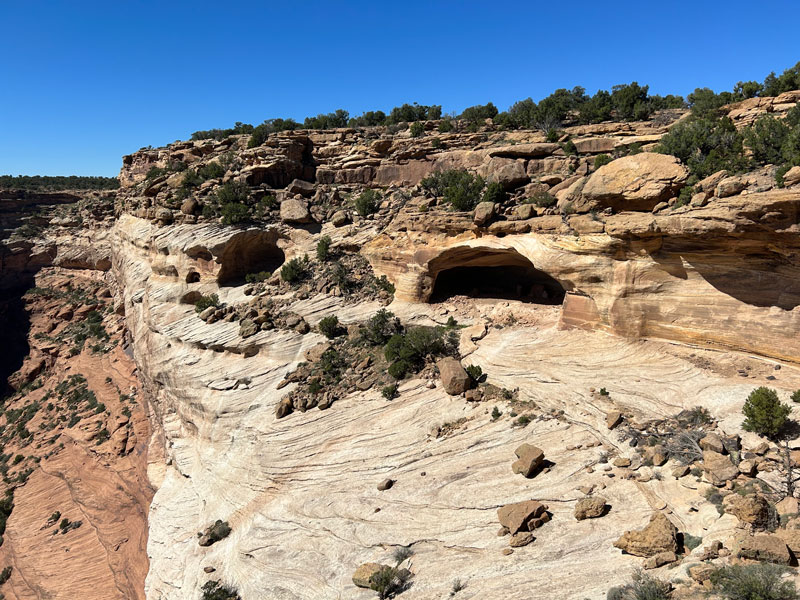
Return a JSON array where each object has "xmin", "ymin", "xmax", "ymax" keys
[
  {"xmin": 581, "ymin": 153, "xmax": 689, "ymax": 211},
  {"xmin": 732, "ymin": 532, "xmax": 792, "ymax": 564},
  {"xmin": 436, "ymin": 358, "xmax": 471, "ymax": 395},
  {"xmin": 784, "ymin": 166, "xmax": 800, "ymax": 187},
  {"xmin": 287, "ymin": 178, "xmax": 315, "ymax": 197},
  {"xmin": 723, "ymin": 494, "xmax": 770, "ymax": 528},
  {"xmin": 511, "ymin": 443, "xmax": 545, "ymax": 478},
  {"xmin": 480, "ymin": 157, "xmax": 529, "ymax": 190},
  {"xmin": 613, "ymin": 512, "xmax": 678, "ymax": 557},
  {"xmin": 497, "ymin": 500, "xmax": 549, "ymax": 534},
  {"xmin": 280, "ymin": 198, "xmax": 312, "ymax": 224}
]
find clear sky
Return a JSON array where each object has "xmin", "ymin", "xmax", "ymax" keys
[{"xmin": 1, "ymin": 0, "xmax": 798, "ymax": 176}]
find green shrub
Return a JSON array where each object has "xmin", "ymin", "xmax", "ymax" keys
[
  {"xmin": 355, "ymin": 189, "xmax": 381, "ymax": 217},
  {"xmin": 198, "ymin": 161, "xmax": 225, "ymax": 180},
  {"xmin": 438, "ymin": 119, "xmax": 454, "ymax": 133},
  {"xmin": 420, "ymin": 169, "xmax": 485, "ymax": 211},
  {"xmin": 280, "ymin": 256, "xmax": 309, "ymax": 283},
  {"xmin": 244, "ymin": 271, "xmax": 270, "ymax": 284},
  {"xmin": 308, "ymin": 379, "xmax": 322, "ymax": 394},
  {"xmin": 776, "ymin": 165, "xmax": 792, "ymax": 187},
  {"xmin": 594, "ymin": 154, "xmax": 612, "ymax": 169},
  {"xmin": 386, "ymin": 360, "xmax": 409, "ymax": 380},
  {"xmin": 220, "ymin": 202, "xmax": 249, "ymax": 225},
  {"xmin": 376, "ymin": 275, "xmax": 395, "ymax": 295},
  {"xmin": 360, "ymin": 309, "xmax": 402, "ymax": 346},
  {"xmin": 146, "ymin": 166, "xmax": 168, "ymax": 180},
  {"xmin": 201, "ymin": 580, "xmax": 241, "ymax": 600},
  {"xmin": 316, "ymin": 235, "xmax": 332, "ymax": 261},
  {"xmin": 792, "ymin": 390, "xmax": 800, "ymax": 404},
  {"xmin": 656, "ymin": 116, "xmax": 749, "ymax": 179},
  {"xmin": 384, "ymin": 326, "xmax": 456, "ymax": 372},
  {"xmin": 318, "ymin": 315, "xmax": 341, "ymax": 339},
  {"xmin": 606, "ymin": 570, "xmax": 670, "ymax": 600},
  {"xmin": 528, "ymin": 191, "xmax": 557, "ymax": 208},
  {"xmin": 482, "ymin": 181, "xmax": 505, "ymax": 204},
  {"xmin": 0, "ymin": 566, "xmax": 11, "ymax": 584},
  {"xmin": 215, "ymin": 181, "xmax": 249, "ymax": 204},
  {"xmin": 710, "ymin": 563, "xmax": 797, "ymax": 600},
  {"xmin": 465, "ymin": 365, "xmax": 483, "ymax": 382},
  {"xmin": 491, "ymin": 406, "xmax": 501, "ymax": 420},
  {"xmin": 744, "ymin": 115, "xmax": 790, "ymax": 165},
  {"xmin": 683, "ymin": 533, "xmax": 703, "ymax": 550},
  {"xmin": 382, "ymin": 383, "xmax": 398, "ymax": 400},
  {"xmin": 372, "ymin": 565, "xmax": 412, "ymax": 600},
  {"xmin": 195, "ymin": 294, "xmax": 220, "ymax": 313},
  {"xmin": 742, "ymin": 387, "xmax": 791, "ymax": 438},
  {"xmin": 557, "ymin": 142, "xmax": 576, "ymax": 158},
  {"xmin": 410, "ymin": 122, "xmax": 424, "ymax": 137}
]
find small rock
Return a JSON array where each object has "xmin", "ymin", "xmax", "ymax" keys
[
  {"xmin": 511, "ymin": 444, "xmax": 545, "ymax": 478},
  {"xmin": 331, "ymin": 210, "xmax": 350, "ymax": 227},
  {"xmin": 436, "ymin": 357, "xmax": 471, "ymax": 395},
  {"xmin": 699, "ymin": 433, "xmax": 725, "ymax": 454},
  {"xmin": 613, "ymin": 512, "xmax": 678, "ymax": 557},
  {"xmin": 606, "ymin": 411, "xmax": 623, "ymax": 429},
  {"xmin": 502, "ymin": 548, "xmax": 514, "ymax": 556},
  {"xmin": 377, "ymin": 479, "xmax": 394, "ymax": 491},
  {"xmin": 473, "ymin": 201, "xmax": 496, "ymax": 226},
  {"xmin": 574, "ymin": 496, "xmax": 607, "ymax": 520},
  {"xmin": 203, "ymin": 566, "xmax": 216, "ymax": 574},
  {"xmin": 613, "ymin": 457, "xmax": 631, "ymax": 468},
  {"xmin": 352, "ymin": 563, "xmax": 384, "ymax": 589},
  {"xmin": 643, "ymin": 550, "xmax": 677, "ymax": 569},
  {"xmin": 509, "ymin": 532, "xmax": 535, "ymax": 547}
]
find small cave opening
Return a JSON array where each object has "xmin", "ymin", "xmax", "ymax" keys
[
  {"xmin": 428, "ymin": 250, "xmax": 566, "ymax": 305},
  {"xmin": 216, "ymin": 231, "xmax": 286, "ymax": 287}
]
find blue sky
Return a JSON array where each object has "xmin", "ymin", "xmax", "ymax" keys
[{"xmin": 1, "ymin": 1, "xmax": 798, "ymax": 176}]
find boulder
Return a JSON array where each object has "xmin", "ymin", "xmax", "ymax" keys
[
  {"xmin": 331, "ymin": 210, "xmax": 350, "ymax": 227},
  {"xmin": 732, "ymin": 532, "xmax": 792, "ymax": 564},
  {"xmin": 643, "ymin": 551, "xmax": 677, "ymax": 570},
  {"xmin": 436, "ymin": 357, "xmax": 471, "ymax": 395},
  {"xmin": 280, "ymin": 198, "xmax": 312, "ymax": 224},
  {"xmin": 497, "ymin": 500, "xmax": 548, "ymax": 534},
  {"xmin": 352, "ymin": 563, "xmax": 384, "ymax": 589},
  {"xmin": 275, "ymin": 397, "xmax": 293, "ymax": 419},
  {"xmin": 723, "ymin": 494, "xmax": 770, "ymax": 527},
  {"xmin": 574, "ymin": 496, "xmax": 607, "ymax": 520},
  {"xmin": 775, "ymin": 496, "xmax": 799, "ymax": 516},
  {"xmin": 613, "ymin": 512, "xmax": 678, "ymax": 557},
  {"xmin": 377, "ymin": 479, "xmax": 394, "ymax": 491},
  {"xmin": 581, "ymin": 153, "xmax": 689, "ymax": 211},
  {"xmin": 198, "ymin": 520, "xmax": 231, "ymax": 547},
  {"xmin": 473, "ymin": 201, "xmax": 496, "ymax": 226},
  {"xmin": 239, "ymin": 318, "xmax": 258, "ymax": 338},
  {"xmin": 703, "ymin": 451, "xmax": 739, "ymax": 485},
  {"xmin": 509, "ymin": 532, "xmax": 535, "ymax": 547},
  {"xmin": 715, "ymin": 176, "xmax": 747, "ymax": 198},
  {"xmin": 287, "ymin": 178, "xmax": 315, "ymax": 197},
  {"xmin": 484, "ymin": 158, "xmax": 529, "ymax": 189},
  {"xmin": 784, "ymin": 166, "xmax": 800, "ymax": 187},
  {"xmin": 699, "ymin": 433, "xmax": 725, "ymax": 454},
  {"xmin": 304, "ymin": 342, "xmax": 331, "ymax": 363},
  {"xmin": 513, "ymin": 204, "xmax": 537, "ymax": 220},
  {"xmin": 511, "ymin": 444, "xmax": 545, "ymax": 478},
  {"xmin": 181, "ymin": 198, "xmax": 199, "ymax": 215}
]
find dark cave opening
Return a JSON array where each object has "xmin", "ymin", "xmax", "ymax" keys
[
  {"xmin": 216, "ymin": 233, "xmax": 286, "ymax": 287},
  {"xmin": 430, "ymin": 264, "xmax": 566, "ymax": 304}
]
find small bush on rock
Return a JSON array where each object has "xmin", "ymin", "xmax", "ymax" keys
[
  {"xmin": 382, "ymin": 383, "xmax": 398, "ymax": 399},
  {"xmin": 316, "ymin": 235, "xmax": 332, "ymax": 261},
  {"xmin": 791, "ymin": 390, "xmax": 800, "ymax": 404},
  {"xmin": 528, "ymin": 191, "xmax": 557, "ymax": 208},
  {"xmin": 606, "ymin": 570, "xmax": 670, "ymax": 600},
  {"xmin": 201, "ymin": 580, "xmax": 241, "ymax": 600},
  {"xmin": 195, "ymin": 294, "xmax": 220, "ymax": 313},
  {"xmin": 280, "ymin": 256, "xmax": 309, "ymax": 284},
  {"xmin": 482, "ymin": 181, "xmax": 505, "ymax": 204},
  {"xmin": 465, "ymin": 365, "xmax": 483, "ymax": 382},
  {"xmin": 318, "ymin": 315, "xmax": 342, "ymax": 339},
  {"xmin": 355, "ymin": 189, "xmax": 381, "ymax": 217},
  {"xmin": 244, "ymin": 271, "xmax": 270, "ymax": 284},
  {"xmin": 594, "ymin": 154, "xmax": 612, "ymax": 169},
  {"xmin": 372, "ymin": 565, "xmax": 412, "ymax": 600},
  {"xmin": 410, "ymin": 122, "xmax": 424, "ymax": 137},
  {"xmin": 709, "ymin": 563, "xmax": 797, "ymax": 600},
  {"xmin": 420, "ymin": 169, "xmax": 486, "ymax": 211},
  {"xmin": 220, "ymin": 202, "xmax": 249, "ymax": 225},
  {"xmin": 742, "ymin": 387, "xmax": 791, "ymax": 438},
  {"xmin": 360, "ymin": 309, "xmax": 402, "ymax": 346}
]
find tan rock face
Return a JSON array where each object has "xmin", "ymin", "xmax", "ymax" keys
[
  {"xmin": 723, "ymin": 494, "xmax": 770, "ymax": 527},
  {"xmin": 703, "ymin": 451, "xmax": 738, "ymax": 486},
  {"xmin": 497, "ymin": 500, "xmax": 548, "ymax": 535},
  {"xmin": 613, "ymin": 512, "xmax": 678, "ymax": 557},
  {"xmin": 581, "ymin": 153, "xmax": 688, "ymax": 211},
  {"xmin": 732, "ymin": 532, "xmax": 792, "ymax": 564}
]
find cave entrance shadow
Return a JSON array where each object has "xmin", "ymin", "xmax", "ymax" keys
[
  {"xmin": 428, "ymin": 248, "xmax": 566, "ymax": 305},
  {"xmin": 216, "ymin": 230, "xmax": 286, "ymax": 287}
]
